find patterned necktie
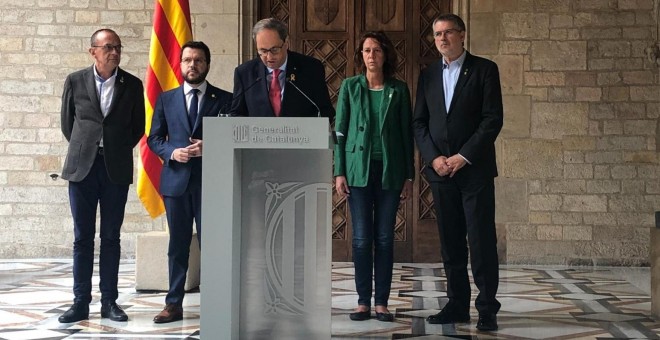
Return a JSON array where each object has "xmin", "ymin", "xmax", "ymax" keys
[
  {"xmin": 269, "ymin": 69, "xmax": 282, "ymax": 116},
  {"xmin": 189, "ymin": 88, "xmax": 199, "ymax": 128}
]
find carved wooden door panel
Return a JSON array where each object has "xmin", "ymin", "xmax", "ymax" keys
[{"xmin": 259, "ymin": 0, "xmax": 450, "ymax": 262}]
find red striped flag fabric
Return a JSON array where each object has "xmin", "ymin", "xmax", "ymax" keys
[{"xmin": 137, "ymin": 0, "xmax": 192, "ymax": 218}]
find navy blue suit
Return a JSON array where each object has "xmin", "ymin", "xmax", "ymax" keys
[{"xmin": 147, "ymin": 82, "xmax": 232, "ymax": 305}]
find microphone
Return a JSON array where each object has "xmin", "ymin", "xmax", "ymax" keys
[
  {"xmin": 221, "ymin": 77, "xmax": 262, "ymax": 116},
  {"xmin": 286, "ymin": 78, "xmax": 321, "ymax": 117}
]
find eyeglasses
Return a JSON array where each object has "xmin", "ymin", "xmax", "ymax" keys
[
  {"xmin": 181, "ymin": 58, "xmax": 207, "ymax": 65},
  {"xmin": 257, "ymin": 43, "xmax": 285, "ymax": 56},
  {"xmin": 92, "ymin": 44, "xmax": 123, "ymax": 52},
  {"xmin": 433, "ymin": 29, "xmax": 462, "ymax": 38},
  {"xmin": 362, "ymin": 48, "xmax": 383, "ymax": 55}
]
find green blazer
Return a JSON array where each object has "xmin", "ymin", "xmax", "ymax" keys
[{"xmin": 333, "ymin": 75, "xmax": 414, "ymax": 190}]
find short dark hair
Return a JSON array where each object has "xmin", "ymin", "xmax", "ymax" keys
[
  {"xmin": 252, "ymin": 18, "xmax": 288, "ymax": 42},
  {"xmin": 180, "ymin": 41, "xmax": 211, "ymax": 64},
  {"xmin": 90, "ymin": 28, "xmax": 119, "ymax": 46},
  {"xmin": 433, "ymin": 13, "xmax": 466, "ymax": 32},
  {"xmin": 354, "ymin": 31, "xmax": 398, "ymax": 79}
]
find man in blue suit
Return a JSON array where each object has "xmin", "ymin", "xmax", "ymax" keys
[
  {"xmin": 229, "ymin": 18, "xmax": 334, "ymax": 120},
  {"xmin": 147, "ymin": 41, "xmax": 232, "ymax": 324}
]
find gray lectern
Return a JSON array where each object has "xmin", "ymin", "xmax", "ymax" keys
[{"xmin": 201, "ymin": 117, "xmax": 332, "ymax": 339}]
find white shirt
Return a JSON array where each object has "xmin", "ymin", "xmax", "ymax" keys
[
  {"xmin": 183, "ymin": 81, "xmax": 207, "ymax": 114},
  {"xmin": 266, "ymin": 58, "xmax": 288, "ymax": 99},
  {"xmin": 93, "ymin": 66, "xmax": 118, "ymax": 147},
  {"xmin": 442, "ymin": 50, "xmax": 471, "ymax": 165},
  {"xmin": 169, "ymin": 81, "xmax": 208, "ymax": 160},
  {"xmin": 442, "ymin": 50, "xmax": 466, "ymax": 113}
]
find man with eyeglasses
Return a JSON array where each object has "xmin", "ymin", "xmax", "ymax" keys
[
  {"xmin": 148, "ymin": 41, "xmax": 232, "ymax": 324},
  {"xmin": 412, "ymin": 14, "xmax": 503, "ymax": 332},
  {"xmin": 59, "ymin": 28, "xmax": 145, "ymax": 323},
  {"xmin": 229, "ymin": 17, "xmax": 334, "ymax": 120}
]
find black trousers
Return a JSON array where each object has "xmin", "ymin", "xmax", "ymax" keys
[
  {"xmin": 69, "ymin": 153, "xmax": 128, "ymax": 304},
  {"xmin": 430, "ymin": 176, "xmax": 500, "ymax": 315}
]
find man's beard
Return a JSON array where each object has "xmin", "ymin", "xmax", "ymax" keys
[{"xmin": 184, "ymin": 69, "xmax": 209, "ymax": 84}]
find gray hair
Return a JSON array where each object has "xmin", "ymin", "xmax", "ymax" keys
[
  {"xmin": 252, "ymin": 18, "xmax": 288, "ymax": 41},
  {"xmin": 432, "ymin": 13, "xmax": 466, "ymax": 32}
]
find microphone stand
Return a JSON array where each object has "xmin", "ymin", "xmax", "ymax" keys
[
  {"xmin": 286, "ymin": 79, "xmax": 321, "ymax": 118},
  {"xmin": 221, "ymin": 77, "xmax": 262, "ymax": 116}
]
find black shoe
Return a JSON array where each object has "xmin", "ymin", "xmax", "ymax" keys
[
  {"xmin": 101, "ymin": 302, "xmax": 128, "ymax": 322},
  {"xmin": 477, "ymin": 313, "xmax": 498, "ymax": 331},
  {"xmin": 349, "ymin": 310, "xmax": 371, "ymax": 321},
  {"xmin": 426, "ymin": 305, "xmax": 470, "ymax": 324},
  {"xmin": 376, "ymin": 312, "xmax": 394, "ymax": 322},
  {"xmin": 58, "ymin": 302, "xmax": 89, "ymax": 323}
]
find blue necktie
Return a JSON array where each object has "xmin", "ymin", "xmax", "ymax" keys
[{"xmin": 189, "ymin": 88, "xmax": 200, "ymax": 128}]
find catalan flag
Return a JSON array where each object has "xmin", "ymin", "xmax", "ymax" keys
[{"xmin": 137, "ymin": 0, "xmax": 193, "ymax": 218}]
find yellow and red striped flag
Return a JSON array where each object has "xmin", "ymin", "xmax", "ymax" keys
[{"xmin": 137, "ymin": 0, "xmax": 193, "ymax": 218}]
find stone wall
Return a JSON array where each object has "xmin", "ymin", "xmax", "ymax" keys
[
  {"xmin": 472, "ymin": 0, "xmax": 660, "ymax": 265},
  {"xmin": 0, "ymin": 0, "xmax": 241, "ymax": 258},
  {"xmin": 0, "ymin": 0, "xmax": 658, "ymax": 265}
]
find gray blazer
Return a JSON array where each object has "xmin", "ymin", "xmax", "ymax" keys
[{"xmin": 60, "ymin": 66, "xmax": 145, "ymax": 185}]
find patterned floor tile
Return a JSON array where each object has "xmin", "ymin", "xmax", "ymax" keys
[{"xmin": 0, "ymin": 261, "xmax": 657, "ymax": 339}]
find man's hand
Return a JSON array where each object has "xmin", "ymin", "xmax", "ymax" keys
[
  {"xmin": 187, "ymin": 138, "xmax": 203, "ymax": 157},
  {"xmin": 432, "ymin": 156, "xmax": 450, "ymax": 176},
  {"xmin": 172, "ymin": 148, "xmax": 192, "ymax": 163},
  {"xmin": 446, "ymin": 154, "xmax": 467, "ymax": 177}
]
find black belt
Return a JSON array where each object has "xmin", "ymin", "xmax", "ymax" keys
[{"xmin": 98, "ymin": 147, "xmax": 104, "ymax": 155}]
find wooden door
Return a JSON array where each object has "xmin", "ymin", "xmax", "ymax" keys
[{"xmin": 259, "ymin": 0, "xmax": 451, "ymax": 262}]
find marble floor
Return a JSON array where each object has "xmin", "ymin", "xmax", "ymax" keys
[{"xmin": 0, "ymin": 260, "xmax": 658, "ymax": 339}]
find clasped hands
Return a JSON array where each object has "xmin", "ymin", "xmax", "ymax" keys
[
  {"xmin": 172, "ymin": 138, "xmax": 203, "ymax": 163},
  {"xmin": 432, "ymin": 155, "xmax": 466, "ymax": 177}
]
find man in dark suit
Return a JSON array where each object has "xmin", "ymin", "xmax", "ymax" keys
[
  {"xmin": 148, "ymin": 41, "xmax": 232, "ymax": 324},
  {"xmin": 229, "ymin": 18, "xmax": 334, "ymax": 120},
  {"xmin": 59, "ymin": 28, "xmax": 145, "ymax": 323},
  {"xmin": 412, "ymin": 14, "xmax": 503, "ymax": 332}
]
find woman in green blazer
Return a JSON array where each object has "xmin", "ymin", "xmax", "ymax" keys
[{"xmin": 334, "ymin": 31, "xmax": 415, "ymax": 322}]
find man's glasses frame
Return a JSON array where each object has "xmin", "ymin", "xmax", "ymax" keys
[
  {"xmin": 181, "ymin": 58, "xmax": 207, "ymax": 65},
  {"xmin": 433, "ymin": 29, "xmax": 462, "ymax": 38},
  {"xmin": 257, "ymin": 42, "xmax": 286, "ymax": 56},
  {"xmin": 92, "ymin": 44, "xmax": 123, "ymax": 53}
]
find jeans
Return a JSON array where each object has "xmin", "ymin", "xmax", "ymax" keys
[{"xmin": 348, "ymin": 161, "xmax": 401, "ymax": 307}]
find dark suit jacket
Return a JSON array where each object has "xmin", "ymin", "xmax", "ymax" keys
[
  {"xmin": 412, "ymin": 52, "xmax": 503, "ymax": 182},
  {"xmin": 147, "ymin": 83, "xmax": 232, "ymax": 197},
  {"xmin": 60, "ymin": 66, "xmax": 145, "ymax": 185},
  {"xmin": 229, "ymin": 51, "xmax": 334, "ymax": 120}
]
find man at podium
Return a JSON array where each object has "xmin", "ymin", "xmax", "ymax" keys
[
  {"xmin": 229, "ymin": 18, "xmax": 334, "ymax": 120},
  {"xmin": 147, "ymin": 41, "xmax": 232, "ymax": 324}
]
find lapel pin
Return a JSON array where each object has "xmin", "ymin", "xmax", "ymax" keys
[
  {"xmin": 290, "ymin": 74, "xmax": 296, "ymax": 82},
  {"xmin": 211, "ymin": 94, "xmax": 216, "ymax": 98},
  {"xmin": 463, "ymin": 68, "xmax": 468, "ymax": 76},
  {"xmin": 120, "ymin": 76, "xmax": 124, "ymax": 83}
]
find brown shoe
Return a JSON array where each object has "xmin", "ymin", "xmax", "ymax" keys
[{"xmin": 153, "ymin": 304, "xmax": 183, "ymax": 324}]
